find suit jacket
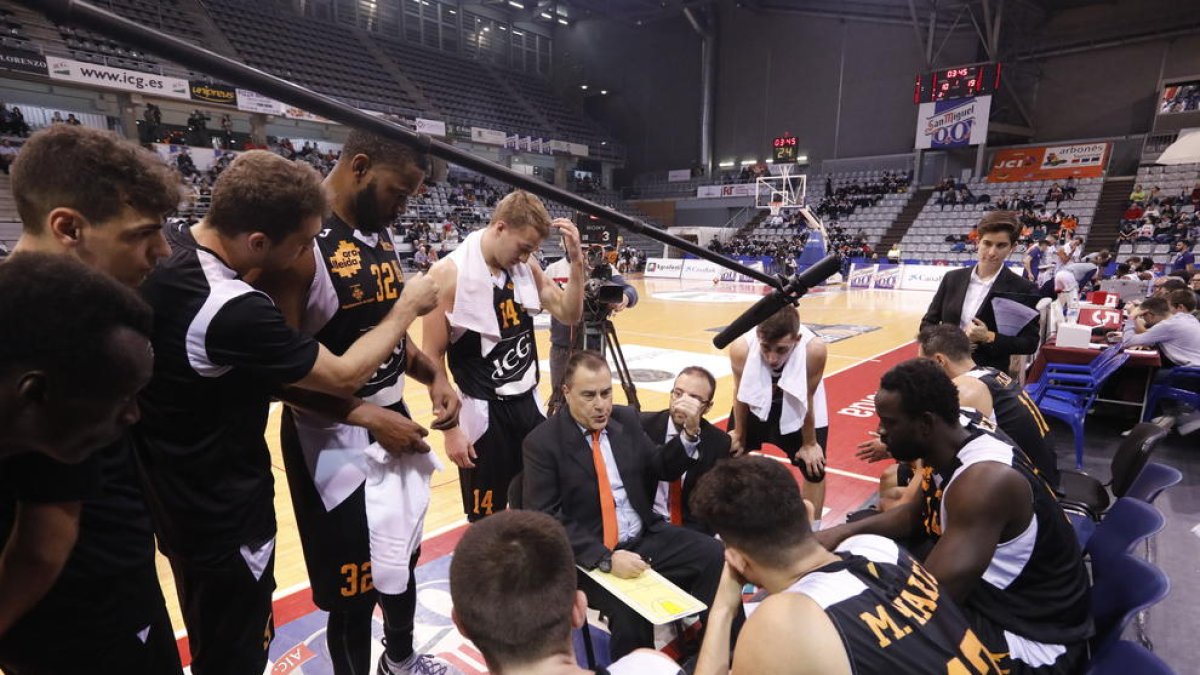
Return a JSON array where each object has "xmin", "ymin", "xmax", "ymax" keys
[
  {"xmin": 523, "ymin": 405, "xmax": 696, "ymax": 568},
  {"xmin": 639, "ymin": 411, "xmax": 730, "ymax": 533},
  {"xmin": 920, "ymin": 266, "xmax": 1040, "ymax": 372}
]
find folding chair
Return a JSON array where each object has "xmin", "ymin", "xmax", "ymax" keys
[
  {"xmin": 1141, "ymin": 366, "xmax": 1200, "ymax": 422},
  {"xmin": 1086, "ymin": 640, "xmax": 1175, "ymax": 675},
  {"xmin": 1057, "ymin": 423, "xmax": 1167, "ymax": 518},
  {"xmin": 1089, "ymin": 554, "xmax": 1170, "ymax": 660},
  {"xmin": 1027, "ymin": 345, "xmax": 1131, "ymax": 469},
  {"xmin": 1124, "ymin": 463, "xmax": 1183, "ymax": 505},
  {"xmin": 1086, "ymin": 498, "xmax": 1165, "ymax": 574}
]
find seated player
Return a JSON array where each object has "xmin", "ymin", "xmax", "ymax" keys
[
  {"xmin": 450, "ymin": 510, "xmax": 684, "ymax": 675},
  {"xmin": 820, "ymin": 359, "xmax": 1092, "ymax": 674},
  {"xmin": 691, "ymin": 457, "xmax": 1001, "ymax": 675}
]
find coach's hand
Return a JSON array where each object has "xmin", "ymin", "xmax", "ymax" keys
[
  {"xmin": 428, "ymin": 375, "xmax": 460, "ymax": 431},
  {"xmin": 611, "ymin": 551, "xmax": 650, "ymax": 579},
  {"xmin": 854, "ymin": 432, "xmax": 890, "ymax": 463},
  {"xmin": 398, "ymin": 272, "xmax": 440, "ymax": 317},
  {"xmin": 366, "ymin": 406, "xmax": 430, "ymax": 455},
  {"xmin": 444, "ymin": 426, "xmax": 477, "ymax": 468},
  {"xmin": 671, "ymin": 395, "xmax": 703, "ymax": 439}
]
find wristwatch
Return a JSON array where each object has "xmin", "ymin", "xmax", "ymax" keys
[
  {"xmin": 597, "ymin": 552, "xmax": 613, "ymax": 574},
  {"xmin": 682, "ymin": 427, "xmax": 701, "ymax": 443}
]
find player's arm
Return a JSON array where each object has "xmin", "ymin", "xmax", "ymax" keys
[
  {"xmin": 251, "ymin": 242, "xmax": 318, "ymax": 329},
  {"xmin": 534, "ymin": 219, "xmax": 585, "ymax": 325},
  {"xmin": 276, "ymin": 386, "xmax": 431, "ymax": 454},
  {"xmin": 728, "ymin": 339, "xmax": 749, "ymax": 456},
  {"xmin": 0, "ymin": 501, "xmax": 80, "ymax": 636},
  {"xmin": 796, "ymin": 338, "xmax": 827, "ymax": 475},
  {"xmin": 293, "ymin": 272, "xmax": 439, "ymax": 397},
  {"xmin": 404, "ymin": 338, "xmax": 460, "ymax": 431},
  {"xmin": 922, "ymin": 463, "xmax": 1031, "ymax": 602},
  {"xmin": 421, "ymin": 259, "xmax": 476, "ymax": 467},
  {"xmin": 816, "ymin": 493, "xmax": 923, "ymax": 551},
  {"xmin": 955, "ymin": 377, "xmax": 994, "ymax": 421}
]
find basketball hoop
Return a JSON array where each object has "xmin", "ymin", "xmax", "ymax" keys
[{"xmin": 769, "ymin": 200, "xmax": 783, "ymax": 218}]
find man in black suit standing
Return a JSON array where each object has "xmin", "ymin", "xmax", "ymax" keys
[
  {"xmin": 641, "ymin": 367, "xmax": 731, "ymax": 533},
  {"xmin": 523, "ymin": 351, "xmax": 731, "ymax": 661},
  {"xmin": 920, "ymin": 211, "xmax": 1040, "ymax": 373}
]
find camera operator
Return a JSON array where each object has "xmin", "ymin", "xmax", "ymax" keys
[{"xmin": 547, "ymin": 242, "xmax": 638, "ymax": 412}]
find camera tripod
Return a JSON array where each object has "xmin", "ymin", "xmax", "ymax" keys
[{"xmin": 580, "ymin": 317, "xmax": 641, "ymax": 411}]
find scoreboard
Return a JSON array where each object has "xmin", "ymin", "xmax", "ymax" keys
[
  {"xmin": 914, "ymin": 63, "xmax": 1001, "ymax": 103},
  {"xmin": 772, "ymin": 134, "xmax": 798, "ymax": 162}
]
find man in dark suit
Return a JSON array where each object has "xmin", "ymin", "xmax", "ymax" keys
[
  {"xmin": 523, "ymin": 351, "xmax": 731, "ymax": 661},
  {"xmin": 641, "ymin": 367, "xmax": 731, "ymax": 533},
  {"xmin": 920, "ymin": 211, "xmax": 1040, "ymax": 373}
]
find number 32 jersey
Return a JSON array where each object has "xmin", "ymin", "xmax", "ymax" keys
[{"xmin": 304, "ymin": 215, "xmax": 408, "ymax": 407}]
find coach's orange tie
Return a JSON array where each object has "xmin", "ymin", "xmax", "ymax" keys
[
  {"xmin": 591, "ymin": 430, "xmax": 619, "ymax": 549},
  {"xmin": 668, "ymin": 479, "xmax": 684, "ymax": 526}
]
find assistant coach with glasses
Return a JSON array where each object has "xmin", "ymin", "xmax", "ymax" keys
[
  {"xmin": 641, "ymin": 367, "xmax": 731, "ymax": 534},
  {"xmin": 523, "ymin": 351, "xmax": 734, "ymax": 662}
]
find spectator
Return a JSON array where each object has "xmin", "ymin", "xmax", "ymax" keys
[
  {"xmin": 1130, "ymin": 184, "xmax": 1148, "ymax": 203},
  {"xmin": 1170, "ymin": 240, "xmax": 1195, "ymax": 274},
  {"xmin": 1046, "ymin": 182, "xmax": 1064, "ymax": 206},
  {"xmin": 65, "ymin": 114, "xmax": 81, "ymax": 126},
  {"xmin": 0, "ymin": 139, "xmax": 15, "ymax": 175},
  {"xmin": 1063, "ymin": 176, "xmax": 1077, "ymax": 199},
  {"xmin": 50, "ymin": 111, "xmax": 64, "ymax": 124}
]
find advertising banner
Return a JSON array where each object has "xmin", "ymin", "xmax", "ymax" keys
[
  {"xmin": 471, "ymin": 127, "xmax": 507, "ymax": 145},
  {"xmin": 680, "ymin": 258, "xmax": 723, "ymax": 280},
  {"xmin": 567, "ymin": 142, "xmax": 589, "ymax": 157},
  {"xmin": 696, "ymin": 183, "xmax": 757, "ymax": 198},
  {"xmin": 1159, "ymin": 80, "xmax": 1200, "ymax": 115},
  {"xmin": 872, "ymin": 264, "xmax": 901, "ymax": 289},
  {"xmin": 847, "ymin": 264, "xmax": 877, "ymax": 289},
  {"xmin": 189, "ymin": 80, "xmax": 238, "ymax": 106},
  {"xmin": 915, "ymin": 95, "xmax": 990, "ymax": 149},
  {"xmin": 668, "ymin": 169, "xmax": 692, "ymax": 183},
  {"xmin": 236, "ymin": 89, "xmax": 283, "ymax": 115},
  {"xmin": 415, "ymin": 118, "xmax": 446, "ymax": 137},
  {"xmin": 644, "ymin": 257, "xmax": 683, "ymax": 279},
  {"xmin": 718, "ymin": 261, "xmax": 765, "ymax": 283},
  {"xmin": 47, "ymin": 56, "xmax": 190, "ymax": 100},
  {"xmin": 0, "ymin": 46, "xmax": 47, "ymax": 75},
  {"xmin": 898, "ymin": 264, "xmax": 954, "ymax": 291},
  {"xmin": 988, "ymin": 142, "xmax": 1110, "ymax": 182}
]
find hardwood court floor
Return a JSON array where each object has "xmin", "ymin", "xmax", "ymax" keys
[{"xmin": 154, "ymin": 277, "xmax": 933, "ymax": 634}]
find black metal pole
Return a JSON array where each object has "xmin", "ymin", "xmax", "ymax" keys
[{"xmin": 23, "ymin": 0, "xmax": 782, "ymax": 286}]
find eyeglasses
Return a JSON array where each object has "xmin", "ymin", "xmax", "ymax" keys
[{"xmin": 670, "ymin": 388, "xmax": 711, "ymax": 406}]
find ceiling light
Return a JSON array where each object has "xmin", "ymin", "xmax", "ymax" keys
[
  {"xmin": 540, "ymin": 11, "xmax": 552, "ymax": 19},
  {"xmin": 600, "ymin": 89, "xmax": 608, "ymax": 95},
  {"xmin": 580, "ymin": 84, "xmax": 588, "ymax": 90},
  {"xmin": 508, "ymin": 1, "xmax": 525, "ymax": 8},
  {"xmin": 557, "ymin": 17, "xmax": 569, "ymax": 25},
  {"xmin": 797, "ymin": 155, "xmax": 808, "ymax": 162},
  {"xmin": 740, "ymin": 159, "xmax": 757, "ymax": 166}
]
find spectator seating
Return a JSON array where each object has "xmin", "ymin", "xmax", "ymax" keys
[
  {"xmin": 901, "ymin": 176, "xmax": 1103, "ymax": 262},
  {"xmin": 1115, "ymin": 163, "xmax": 1200, "ymax": 265}
]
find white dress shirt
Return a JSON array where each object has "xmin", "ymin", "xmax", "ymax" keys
[
  {"xmin": 653, "ymin": 420, "xmax": 686, "ymax": 519},
  {"xmin": 960, "ymin": 266, "xmax": 1000, "ymax": 331},
  {"xmin": 580, "ymin": 422, "xmax": 698, "ymax": 543}
]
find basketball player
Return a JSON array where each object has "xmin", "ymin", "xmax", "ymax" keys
[
  {"xmin": 727, "ymin": 305, "xmax": 829, "ymax": 527},
  {"xmin": 918, "ymin": 325, "xmax": 1058, "ymax": 486},
  {"xmin": 819, "ymin": 359, "xmax": 1092, "ymax": 674},
  {"xmin": 691, "ymin": 457, "xmax": 1001, "ymax": 675},
  {"xmin": 254, "ymin": 129, "xmax": 462, "ymax": 675},
  {"xmin": 423, "ymin": 191, "xmax": 585, "ymax": 520},
  {"xmin": 450, "ymin": 510, "xmax": 685, "ymax": 675},
  {"xmin": 0, "ymin": 126, "xmax": 184, "ymax": 675},
  {"xmin": 134, "ymin": 151, "xmax": 440, "ymax": 675}
]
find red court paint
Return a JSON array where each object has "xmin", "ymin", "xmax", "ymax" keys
[{"xmin": 175, "ymin": 341, "xmax": 916, "ymax": 663}]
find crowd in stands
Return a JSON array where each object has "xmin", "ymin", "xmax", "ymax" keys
[
  {"xmin": 0, "ymin": 103, "xmax": 30, "ymax": 137},
  {"xmin": 1115, "ymin": 182, "xmax": 1200, "ymax": 248},
  {"xmin": 815, "ymin": 171, "xmax": 911, "ymax": 222}
]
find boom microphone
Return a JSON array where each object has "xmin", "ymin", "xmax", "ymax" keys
[{"xmin": 711, "ymin": 254, "xmax": 843, "ymax": 349}]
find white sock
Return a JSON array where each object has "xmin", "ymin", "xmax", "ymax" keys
[{"xmin": 812, "ymin": 519, "xmax": 822, "ymax": 531}]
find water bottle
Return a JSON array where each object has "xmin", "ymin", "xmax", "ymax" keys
[{"xmin": 1066, "ymin": 295, "xmax": 1080, "ymax": 324}]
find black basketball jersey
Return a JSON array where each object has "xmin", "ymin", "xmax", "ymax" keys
[
  {"xmin": 918, "ymin": 429, "xmax": 1092, "ymax": 646},
  {"xmin": 136, "ymin": 223, "xmax": 319, "ymax": 557},
  {"xmin": 786, "ymin": 535, "xmax": 1001, "ymax": 674},
  {"xmin": 963, "ymin": 367, "xmax": 1057, "ymax": 485},
  {"xmin": 306, "ymin": 215, "xmax": 407, "ymax": 407},
  {"xmin": 447, "ymin": 272, "xmax": 538, "ymax": 400}
]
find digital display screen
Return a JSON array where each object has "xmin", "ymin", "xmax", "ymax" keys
[
  {"xmin": 915, "ymin": 63, "xmax": 1001, "ymax": 103},
  {"xmin": 772, "ymin": 135, "xmax": 798, "ymax": 162}
]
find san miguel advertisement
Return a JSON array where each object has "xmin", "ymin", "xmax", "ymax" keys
[
  {"xmin": 915, "ymin": 95, "xmax": 991, "ymax": 149},
  {"xmin": 189, "ymin": 80, "xmax": 238, "ymax": 106},
  {"xmin": 988, "ymin": 142, "xmax": 1110, "ymax": 182}
]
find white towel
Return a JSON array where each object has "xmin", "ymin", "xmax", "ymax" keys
[
  {"xmin": 363, "ymin": 443, "xmax": 442, "ymax": 595},
  {"xmin": 737, "ymin": 328, "xmax": 829, "ymax": 435},
  {"xmin": 291, "ymin": 408, "xmax": 371, "ymax": 511},
  {"xmin": 446, "ymin": 229, "xmax": 541, "ymax": 354}
]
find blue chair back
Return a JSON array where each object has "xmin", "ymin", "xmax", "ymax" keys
[
  {"xmin": 1086, "ymin": 640, "xmax": 1175, "ymax": 675},
  {"xmin": 1087, "ymin": 498, "xmax": 1166, "ymax": 573},
  {"xmin": 1125, "ymin": 462, "xmax": 1183, "ymax": 505},
  {"xmin": 572, "ymin": 623, "xmax": 612, "ymax": 669},
  {"xmin": 1068, "ymin": 510, "xmax": 1096, "ymax": 549},
  {"xmin": 1090, "ymin": 554, "xmax": 1170, "ymax": 658}
]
